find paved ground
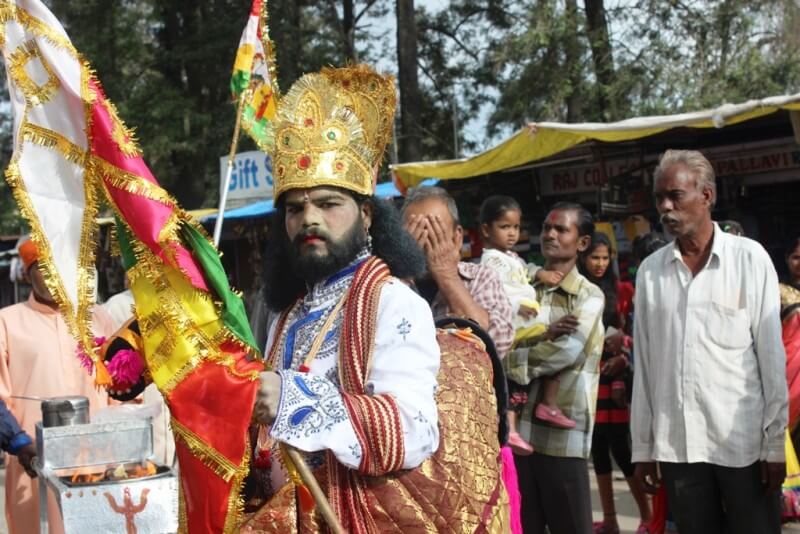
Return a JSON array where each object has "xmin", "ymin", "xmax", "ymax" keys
[
  {"xmin": 589, "ymin": 471, "xmax": 644, "ymax": 533},
  {"xmin": 590, "ymin": 469, "xmax": 800, "ymax": 534}
]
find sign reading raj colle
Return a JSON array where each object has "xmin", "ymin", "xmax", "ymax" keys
[{"xmin": 219, "ymin": 151, "xmax": 273, "ymax": 202}]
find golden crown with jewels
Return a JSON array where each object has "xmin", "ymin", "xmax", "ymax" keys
[{"xmin": 269, "ymin": 64, "xmax": 397, "ymax": 199}]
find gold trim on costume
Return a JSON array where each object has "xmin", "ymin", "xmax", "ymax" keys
[{"xmin": 781, "ymin": 283, "xmax": 800, "ymax": 311}]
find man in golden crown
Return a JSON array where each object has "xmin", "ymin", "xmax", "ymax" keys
[{"xmin": 241, "ymin": 65, "xmax": 511, "ymax": 533}]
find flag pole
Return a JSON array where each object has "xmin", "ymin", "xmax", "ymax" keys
[{"xmin": 213, "ymin": 90, "xmax": 248, "ymax": 247}]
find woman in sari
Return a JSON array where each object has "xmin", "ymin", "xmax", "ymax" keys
[{"xmin": 782, "ymin": 236, "xmax": 800, "ymax": 448}]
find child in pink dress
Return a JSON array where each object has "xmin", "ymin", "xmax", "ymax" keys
[{"xmin": 479, "ymin": 196, "xmax": 576, "ymax": 456}]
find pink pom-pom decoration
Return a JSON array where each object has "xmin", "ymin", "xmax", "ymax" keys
[
  {"xmin": 76, "ymin": 346, "xmax": 94, "ymax": 373},
  {"xmin": 75, "ymin": 337, "xmax": 107, "ymax": 375},
  {"xmin": 106, "ymin": 348, "xmax": 145, "ymax": 389}
]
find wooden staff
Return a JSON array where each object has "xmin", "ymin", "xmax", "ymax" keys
[{"xmin": 285, "ymin": 446, "xmax": 345, "ymax": 534}]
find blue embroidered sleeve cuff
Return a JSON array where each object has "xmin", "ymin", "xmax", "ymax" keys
[{"xmin": 270, "ymin": 371, "xmax": 362, "ymax": 467}]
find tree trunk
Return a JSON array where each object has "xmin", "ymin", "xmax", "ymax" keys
[
  {"xmin": 271, "ymin": 0, "xmax": 304, "ymax": 88},
  {"xmin": 717, "ymin": 0, "xmax": 735, "ymax": 78},
  {"xmin": 396, "ymin": 0, "xmax": 422, "ymax": 163},
  {"xmin": 583, "ymin": 0, "xmax": 615, "ymax": 120},
  {"xmin": 564, "ymin": 0, "xmax": 582, "ymax": 122},
  {"xmin": 342, "ymin": 0, "xmax": 358, "ymax": 62}
]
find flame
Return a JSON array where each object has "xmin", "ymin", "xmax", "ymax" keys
[
  {"xmin": 129, "ymin": 461, "xmax": 157, "ymax": 478},
  {"xmin": 67, "ymin": 461, "xmax": 158, "ymax": 484}
]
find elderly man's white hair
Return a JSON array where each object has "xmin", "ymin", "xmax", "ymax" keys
[{"xmin": 653, "ymin": 149, "xmax": 717, "ymax": 207}]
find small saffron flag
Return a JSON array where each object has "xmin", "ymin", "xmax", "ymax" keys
[{"xmin": 231, "ymin": 0, "xmax": 279, "ymax": 150}]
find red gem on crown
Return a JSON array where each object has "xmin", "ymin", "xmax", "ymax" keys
[{"xmin": 297, "ymin": 155, "xmax": 311, "ymax": 170}]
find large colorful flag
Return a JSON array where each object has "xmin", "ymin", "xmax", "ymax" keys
[
  {"xmin": 231, "ymin": 0, "xmax": 279, "ymax": 151},
  {"xmin": 0, "ymin": 1, "xmax": 263, "ymax": 531}
]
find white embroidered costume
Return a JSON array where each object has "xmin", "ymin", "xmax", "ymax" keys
[{"xmin": 264, "ymin": 252, "xmax": 440, "ymax": 492}]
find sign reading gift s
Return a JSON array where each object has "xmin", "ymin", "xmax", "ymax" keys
[{"xmin": 219, "ymin": 150, "xmax": 274, "ymax": 201}]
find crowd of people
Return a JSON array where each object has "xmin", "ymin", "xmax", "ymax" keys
[
  {"xmin": 0, "ymin": 63, "xmax": 795, "ymax": 534},
  {"xmin": 393, "ymin": 148, "xmax": 791, "ymax": 534}
]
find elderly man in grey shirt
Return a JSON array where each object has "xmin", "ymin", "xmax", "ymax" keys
[{"xmin": 632, "ymin": 149, "xmax": 787, "ymax": 534}]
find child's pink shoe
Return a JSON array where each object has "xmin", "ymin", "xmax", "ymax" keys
[
  {"xmin": 592, "ymin": 522, "xmax": 620, "ymax": 534},
  {"xmin": 507, "ymin": 431, "xmax": 534, "ymax": 456},
  {"xmin": 535, "ymin": 404, "xmax": 576, "ymax": 429}
]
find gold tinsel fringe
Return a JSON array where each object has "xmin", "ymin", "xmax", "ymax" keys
[
  {"xmin": 223, "ymin": 435, "xmax": 251, "ymax": 534},
  {"xmin": 0, "ymin": 4, "xmax": 77, "ymax": 57},
  {"xmin": 171, "ymin": 418, "xmax": 243, "ymax": 483}
]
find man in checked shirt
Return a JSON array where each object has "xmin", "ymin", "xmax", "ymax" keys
[
  {"xmin": 632, "ymin": 149, "xmax": 787, "ymax": 534},
  {"xmin": 504, "ymin": 202, "xmax": 606, "ymax": 534}
]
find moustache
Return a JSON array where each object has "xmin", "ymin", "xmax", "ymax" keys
[
  {"xmin": 292, "ymin": 229, "xmax": 331, "ymax": 246},
  {"xmin": 660, "ymin": 214, "xmax": 679, "ymax": 226}
]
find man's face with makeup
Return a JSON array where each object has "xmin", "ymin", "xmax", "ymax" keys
[{"xmin": 283, "ymin": 186, "xmax": 371, "ymax": 283}]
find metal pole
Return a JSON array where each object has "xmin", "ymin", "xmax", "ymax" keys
[
  {"xmin": 213, "ymin": 91, "xmax": 248, "ymax": 247},
  {"xmin": 34, "ymin": 458, "xmax": 48, "ymax": 533}
]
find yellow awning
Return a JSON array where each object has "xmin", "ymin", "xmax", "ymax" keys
[{"xmin": 391, "ymin": 93, "xmax": 800, "ymax": 190}]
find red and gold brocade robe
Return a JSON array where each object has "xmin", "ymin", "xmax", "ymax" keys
[{"xmin": 242, "ymin": 257, "xmax": 510, "ymax": 533}]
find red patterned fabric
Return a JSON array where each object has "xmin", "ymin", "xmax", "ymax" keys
[
  {"xmin": 336, "ymin": 258, "xmax": 405, "ymax": 475},
  {"xmin": 341, "ymin": 393, "xmax": 405, "ymax": 475}
]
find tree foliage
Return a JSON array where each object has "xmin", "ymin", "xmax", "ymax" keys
[
  {"xmin": 484, "ymin": 0, "xmax": 800, "ymax": 132},
  {"xmin": 0, "ymin": 0, "xmax": 797, "ymax": 226}
]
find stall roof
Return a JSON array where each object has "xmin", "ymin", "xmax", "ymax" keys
[
  {"xmin": 200, "ymin": 179, "xmax": 438, "ymax": 223},
  {"xmin": 390, "ymin": 93, "xmax": 800, "ymax": 190}
]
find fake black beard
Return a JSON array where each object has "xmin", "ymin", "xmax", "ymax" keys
[{"xmin": 289, "ymin": 221, "xmax": 367, "ymax": 285}]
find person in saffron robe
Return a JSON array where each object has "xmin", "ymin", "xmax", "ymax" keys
[
  {"xmin": 241, "ymin": 64, "xmax": 510, "ymax": 533},
  {"xmin": 0, "ymin": 239, "xmax": 115, "ymax": 534}
]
